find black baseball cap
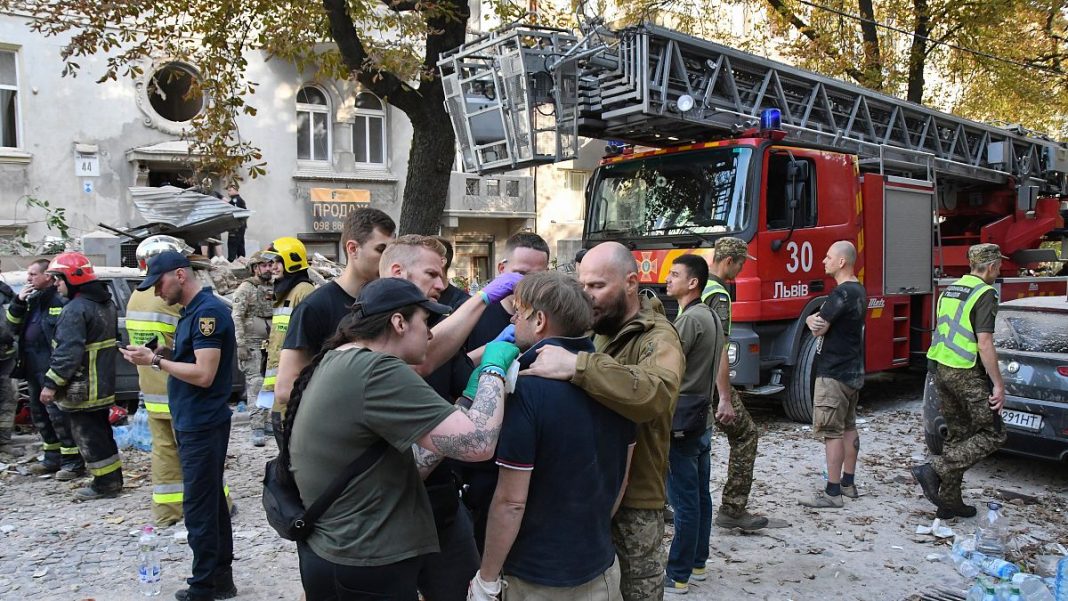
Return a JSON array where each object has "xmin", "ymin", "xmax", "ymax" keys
[
  {"xmin": 137, "ymin": 251, "xmax": 191, "ymax": 291},
  {"xmin": 354, "ymin": 278, "xmax": 451, "ymax": 318}
]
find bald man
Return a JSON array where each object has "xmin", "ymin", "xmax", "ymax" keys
[
  {"xmin": 801, "ymin": 241, "xmax": 866, "ymax": 509},
  {"xmin": 525, "ymin": 241, "xmax": 684, "ymax": 601}
]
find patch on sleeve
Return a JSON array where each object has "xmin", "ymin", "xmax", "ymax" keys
[{"xmin": 198, "ymin": 317, "xmax": 217, "ymax": 336}]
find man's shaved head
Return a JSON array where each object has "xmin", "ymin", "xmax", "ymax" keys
[
  {"xmin": 829, "ymin": 241, "xmax": 857, "ymax": 267},
  {"xmin": 582, "ymin": 241, "xmax": 639, "ymax": 279},
  {"xmin": 578, "ymin": 242, "xmax": 641, "ymax": 335},
  {"xmin": 822, "ymin": 240, "xmax": 858, "ymax": 280}
]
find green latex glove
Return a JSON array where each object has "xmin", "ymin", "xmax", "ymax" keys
[{"xmin": 462, "ymin": 341, "xmax": 520, "ymax": 400}]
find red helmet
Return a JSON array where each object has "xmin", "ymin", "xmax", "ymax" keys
[{"xmin": 46, "ymin": 251, "xmax": 97, "ymax": 286}]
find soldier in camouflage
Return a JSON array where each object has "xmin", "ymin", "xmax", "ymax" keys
[
  {"xmin": 913, "ymin": 243, "xmax": 1007, "ymax": 519},
  {"xmin": 701, "ymin": 237, "xmax": 768, "ymax": 530},
  {"xmin": 232, "ymin": 252, "xmax": 274, "ymax": 446}
]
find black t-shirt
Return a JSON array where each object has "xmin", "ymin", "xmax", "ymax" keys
[
  {"xmin": 465, "ymin": 302, "xmax": 513, "ymax": 351},
  {"xmin": 282, "ymin": 281, "xmax": 355, "ymax": 356},
  {"xmin": 815, "ymin": 281, "xmax": 866, "ymax": 388}
]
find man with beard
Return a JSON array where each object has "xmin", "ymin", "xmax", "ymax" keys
[
  {"xmin": 122, "ymin": 251, "xmax": 238, "ymax": 601},
  {"xmin": 40, "ymin": 252, "xmax": 122, "ymax": 500},
  {"xmin": 525, "ymin": 241, "xmax": 684, "ymax": 601},
  {"xmin": 231, "ymin": 251, "xmax": 275, "ymax": 446}
]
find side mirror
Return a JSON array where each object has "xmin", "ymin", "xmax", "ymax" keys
[{"xmin": 786, "ymin": 160, "xmax": 809, "ymax": 211}]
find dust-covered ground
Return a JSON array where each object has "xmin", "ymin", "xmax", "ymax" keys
[{"xmin": 0, "ymin": 372, "xmax": 1065, "ymax": 601}]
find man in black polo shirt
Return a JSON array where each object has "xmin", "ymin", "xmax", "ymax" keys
[{"xmin": 121, "ymin": 251, "xmax": 237, "ymax": 601}]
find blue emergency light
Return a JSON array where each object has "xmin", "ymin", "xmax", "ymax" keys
[{"xmin": 760, "ymin": 108, "xmax": 782, "ymax": 131}]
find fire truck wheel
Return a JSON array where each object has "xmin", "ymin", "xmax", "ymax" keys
[{"xmin": 782, "ymin": 333, "xmax": 818, "ymax": 423}]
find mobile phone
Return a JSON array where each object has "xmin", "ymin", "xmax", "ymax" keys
[{"xmin": 145, "ymin": 337, "xmax": 159, "ymax": 351}]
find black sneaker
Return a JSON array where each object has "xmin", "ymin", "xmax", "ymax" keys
[
  {"xmin": 174, "ymin": 586, "xmax": 237, "ymax": 601},
  {"xmin": 910, "ymin": 464, "xmax": 943, "ymax": 508}
]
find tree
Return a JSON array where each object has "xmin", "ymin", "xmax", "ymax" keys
[{"xmin": 4, "ymin": 0, "xmax": 475, "ymax": 234}]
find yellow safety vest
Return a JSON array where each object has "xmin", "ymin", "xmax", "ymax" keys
[
  {"xmin": 702, "ymin": 279, "xmax": 731, "ymax": 334},
  {"xmin": 126, "ymin": 289, "xmax": 181, "ymax": 415},
  {"xmin": 263, "ymin": 282, "xmax": 314, "ymax": 392},
  {"xmin": 927, "ymin": 274, "xmax": 995, "ymax": 369}
]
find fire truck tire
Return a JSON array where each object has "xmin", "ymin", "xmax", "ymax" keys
[{"xmin": 782, "ymin": 333, "xmax": 818, "ymax": 423}]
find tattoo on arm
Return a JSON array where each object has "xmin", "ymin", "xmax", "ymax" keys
[
  {"xmin": 413, "ymin": 443, "xmax": 442, "ymax": 479},
  {"xmin": 429, "ymin": 375, "xmax": 505, "ymax": 461}
]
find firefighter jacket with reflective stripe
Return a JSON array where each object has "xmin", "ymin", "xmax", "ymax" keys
[
  {"xmin": 927, "ymin": 274, "xmax": 996, "ymax": 369},
  {"xmin": 126, "ymin": 289, "xmax": 180, "ymax": 414},
  {"xmin": 263, "ymin": 281, "xmax": 314, "ymax": 392},
  {"xmin": 44, "ymin": 285, "xmax": 118, "ymax": 410},
  {"xmin": 5, "ymin": 286, "xmax": 66, "ymax": 371}
]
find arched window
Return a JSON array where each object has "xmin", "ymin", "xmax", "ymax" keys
[
  {"xmin": 353, "ymin": 92, "xmax": 386, "ymax": 165},
  {"xmin": 296, "ymin": 86, "xmax": 330, "ymax": 161}
]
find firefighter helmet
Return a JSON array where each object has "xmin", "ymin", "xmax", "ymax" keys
[
  {"xmin": 46, "ymin": 251, "xmax": 97, "ymax": 286},
  {"xmin": 263, "ymin": 237, "xmax": 309, "ymax": 273},
  {"xmin": 135, "ymin": 235, "xmax": 193, "ymax": 272}
]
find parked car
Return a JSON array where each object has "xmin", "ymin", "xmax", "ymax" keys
[
  {"xmin": 1, "ymin": 267, "xmax": 245, "ymax": 413},
  {"xmin": 923, "ymin": 295, "xmax": 1068, "ymax": 462}
]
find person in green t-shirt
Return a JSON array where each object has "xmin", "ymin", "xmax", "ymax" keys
[{"xmin": 280, "ymin": 277, "xmax": 520, "ymax": 601}]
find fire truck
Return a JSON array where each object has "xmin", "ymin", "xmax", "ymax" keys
[{"xmin": 438, "ymin": 20, "xmax": 1068, "ymax": 421}]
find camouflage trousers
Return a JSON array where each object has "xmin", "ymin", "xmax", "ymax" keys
[
  {"xmin": 930, "ymin": 366, "xmax": 1006, "ymax": 505},
  {"xmin": 240, "ymin": 345, "xmax": 267, "ymax": 431},
  {"xmin": 612, "ymin": 507, "xmax": 665, "ymax": 601},
  {"xmin": 713, "ymin": 388, "xmax": 758, "ymax": 517}
]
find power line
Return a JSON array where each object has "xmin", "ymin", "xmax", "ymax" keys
[{"xmin": 791, "ymin": 0, "xmax": 1066, "ymax": 77}]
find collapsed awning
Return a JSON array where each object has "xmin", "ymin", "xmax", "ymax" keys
[{"xmin": 114, "ymin": 186, "xmax": 253, "ymax": 244}]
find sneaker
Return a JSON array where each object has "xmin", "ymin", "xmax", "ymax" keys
[
  {"xmin": 174, "ymin": 586, "xmax": 238, "ymax": 600},
  {"xmin": 28, "ymin": 462, "xmax": 60, "ymax": 475},
  {"xmin": 250, "ymin": 429, "xmax": 266, "ymax": 447},
  {"xmin": 73, "ymin": 486, "xmax": 121, "ymax": 501},
  {"xmin": 714, "ymin": 510, "xmax": 769, "ymax": 530},
  {"xmin": 841, "ymin": 484, "xmax": 859, "ymax": 499},
  {"xmin": 690, "ymin": 567, "xmax": 707, "ymax": 581},
  {"xmin": 799, "ymin": 490, "xmax": 844, "ymax": 509},
  {"xmin": 910, "ymin": 464, "xmax": 943, "ymax": 508},
  {"xmin": 664, "ymin": 577, "xmax": 688, "ymax": 595},
  {"xmin": 55, "ymin": 467, "xmax": 87, "ymax": 481}
]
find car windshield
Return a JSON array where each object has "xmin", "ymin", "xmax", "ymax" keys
[
  {"xmin": 994, "ymin": 309, "xmax": 1068, "ymax": 353},
  {"xmin": 586, "ymin": 147, "xmax": 753, "ymax": 240}
]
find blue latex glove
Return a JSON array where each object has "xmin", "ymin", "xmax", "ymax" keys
[
  {"xmin": 492, "ymin": 324, "xmax": 516, "ymax": 344},
  {"xmin": 479, "ymin": 272, "xmax": 523, "ymax": 304},
  {"xmin": 462, "ymin": 341, "xmax": 521, "ymax": 400}
]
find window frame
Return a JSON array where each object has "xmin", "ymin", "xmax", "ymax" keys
[
  {"xmin": 352, "ymin": 91, "xmax": 387, "ymax": 167},
  {"xmin": 0, "ymin": 48, "xmax": 22, "ymax": 150},
  {"xmin": 296, "ymin": 85, "xmax": 332, "ymax": 163},
  {"xmin": 764, "ymin": 153, "xmax": 818, "ymax": 230}
]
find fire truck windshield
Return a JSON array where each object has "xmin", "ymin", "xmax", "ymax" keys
[{"xmin": 586, "ymin": 147, "xmax": 753, "ymax": 241}]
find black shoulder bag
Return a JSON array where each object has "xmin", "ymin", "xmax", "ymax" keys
[{"xmin": 262, "ymin": 439, "xmax": 389, "ymax": 541}]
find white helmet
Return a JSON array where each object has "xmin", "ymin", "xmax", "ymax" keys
[{"xmin": 135, "ymin": 235, "xmax": 193, "ymax": 272}]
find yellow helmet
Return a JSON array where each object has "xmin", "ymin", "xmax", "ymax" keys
[{"xmin": 264, "ymin": 237, "xmax": 309, "ymax": 273}]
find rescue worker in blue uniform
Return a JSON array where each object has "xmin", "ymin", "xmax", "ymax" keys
[{"xmin": 122, "ymin": 251, "xmax": 237, "ymax": 601}]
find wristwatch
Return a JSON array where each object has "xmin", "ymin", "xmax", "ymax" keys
[{"xmin": 151, "ymin": 354, "xmax": 163, "ymax": 371}]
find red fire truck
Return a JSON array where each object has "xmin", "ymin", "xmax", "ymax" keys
[{"xmin": 439, "ymin": 21, "xmax": 1068, "ymax": 421}]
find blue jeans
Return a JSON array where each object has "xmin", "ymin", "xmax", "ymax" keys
[
  {"xmin": 176, "ymin": 421, "xmax": 233, "ymax": 596},
  {"xmin": 666, "ymin": 428, "xmax": 713, "ymax": 583}
]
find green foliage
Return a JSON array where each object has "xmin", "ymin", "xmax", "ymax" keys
[{"xmin": 0, "ymin": 196, "xmax": 72, "ymax": 255}]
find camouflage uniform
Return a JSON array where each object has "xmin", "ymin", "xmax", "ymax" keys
[
  {"xmin": 931, "ymin": 366, "xmax": 1006, "ymax": 506},
  {"xmin": 613, "ymin": 507, "xmax": 666, "ymax": 601},
  {"xmin": 231, "ymin": 275, "xmax": 273, "ymax": 434}
]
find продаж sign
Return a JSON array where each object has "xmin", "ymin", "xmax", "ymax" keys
[{"xmin": 309, "ymin": 188, "xmax": 370, "ymax": 232}]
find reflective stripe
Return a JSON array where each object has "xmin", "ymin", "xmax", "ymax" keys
[
  {"xmin": 87, "ymin": 338, "xmax": 117, "ymax": 405},
  {"xmin": 153, "ymin": 483, "xmax": 184, "ymax": 505},
  {"xmin": 263, "ymin": 367, "xmax": 278, "ymax": 388},
  {"xmin": 927, "ymin": 275, "xmax": 994, "ymax": 369},
  {"xmin": 48, "ymin": 307, "xmax": 63, "ymax": 316},
  {"xmin": 143, "ymin": 393, "xmax": 170, "ymax": 414},
  {"xmin": 45, "ymin": 369, "xmax": 68, "ymax": 387},
  {"xmin": 5, "ymin": 308, "xmax": 23, "ymax": 325},
  {"xmin": 86, "ymin": 454, "xmax": 122, "ymax": 476},
  {"xmin": 265, "ymin": 368, "xmax": 278, "ymax": 377},
  {"xmin": 224, "ymin": 485, "xmax": 231, "ymax": 498},
  {"xmin": 61, "ymin": 446, "xmax": 80, "ymax": 455},
  {"xmin": 86, "ymin": 338, "xmax": 117, "ymax": 351},
  {"xmin": 126, "ymin": 311, "xmax": 180, "ymax": 327},
  {"xmin": 41, "ymin": 442, "xmax": 61, "ymax": 451}
]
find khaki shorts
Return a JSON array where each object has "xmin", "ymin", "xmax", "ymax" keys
[
  {"xmin": 812, "ymin": 376, "xmax": 859, "ymax": 439},
  {"xmin": 504, "ymin": 556, "xmax": 621, "ymax": 601}
]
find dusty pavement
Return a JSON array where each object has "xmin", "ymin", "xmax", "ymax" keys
[{"xmin": 1, "ymin": 372, "xmax": 1065, "ymax": 601}]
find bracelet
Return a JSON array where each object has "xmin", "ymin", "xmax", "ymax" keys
[
  {"xmin": 151, "ymin": 354, "xmax": 164, "ymax": 369},
  {"xmin": 479, "ymin": 291, "xmax": 490, "ymax": 305},
  {"xmin": 480, "ymin": 366, "xmax": 506, "ymax": 380}
]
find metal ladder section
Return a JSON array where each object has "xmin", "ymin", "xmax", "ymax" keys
[{"xmin": 440, "ymin": 23, "xmax": 1068, "ymax": 193}]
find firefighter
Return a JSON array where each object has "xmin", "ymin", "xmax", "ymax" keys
[
  {"xmin": 5, "ymin": 259, "xmax": 82, "ymax": 473},
  {"xmin": 39, "ymin": 252, "xmax": 122, "ymax": 500},
  {"xmin": 127, "ymin": 236, "xmax": 192, "ymax": 525},
  {"xmin": 231, "ymin": 251, "xmax": 273, "ymax": 446},
  {"xmin": 701, "ymin": 236, "xmax": 769, "ymax": 530},
  {"xmin": 913, "ymin": 243, "xmax": 1007, "ymax": 519},
  {"xmin": 260, "ymin": 237, "xmax": 314, "ymax": 447}
]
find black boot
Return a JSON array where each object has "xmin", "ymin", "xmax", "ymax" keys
[{"xmin": 910, "ymin": 464, "xmax": 943, "ymax": 509}]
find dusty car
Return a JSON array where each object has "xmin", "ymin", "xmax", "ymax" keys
[
  {"xmin": 923, "ymin": 295, "xmax": 1068, "ymax": 462},
  {"xmin": 1, "ymin": 267, "xmax": 245, "ymax": 413}
]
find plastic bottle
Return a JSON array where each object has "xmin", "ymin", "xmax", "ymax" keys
[
  {"xmin": 137, "ymin": 525, "xmax": 162, "ymax": 596},
  {"xmin": 971, "ymin": 551, "xmax": 1020, "ymax": 580},
  {"xmin": 112, "ymin": 424, "xmax": 132, "ymax": 450},
  {"xmin": 130, "ymin": 403, "xmax": 152, "ymax": 452},
  {"xmin": 969, "ymin": 578, "xmax": 998, "ymax": 601},
  {"xmin": 469, "ymin": 278, "xmax": 481, "ymax": 295},
  {"xmin": 952, "ymin": 536, "xmax": 982, "ymax": 579},
  {"xmin": 1054, "ymin": 557, "xmax": 1068, "ymax": 601},
  {"xmin": 977, "ymin": 502, "xmax": 1009, "ymax": 559},
  {"xmin": 236, "ymin": 400, "xmax": 247, "ymax": 413},
  {"xmin": 1013, "ymin": 573, "xmax": 1055, "ymax": 601}
]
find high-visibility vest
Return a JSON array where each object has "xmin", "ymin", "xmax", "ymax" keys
[
  {"xmin": 702, "ymin": 278, "xmax": 731, "ymax": 334},
  {"xmin": 126, "ymin": 289, "xmax": 180, "ymax": 415},
  {"xmin": 263, "ymin": 282, "xmax": 314, "ymax": 392},
  {"xmin": 927, "ymin": 274, "xmax": 995, "ymax": 369}
]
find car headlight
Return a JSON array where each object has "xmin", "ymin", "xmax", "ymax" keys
[{"xmin": 727, "ymin": 342, "xmax": 739, "ymax": 366}]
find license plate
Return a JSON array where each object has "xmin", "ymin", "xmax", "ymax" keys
[{"xmin": 1001, "ymin": 409, "xmax": 1043, "ymax": 432}]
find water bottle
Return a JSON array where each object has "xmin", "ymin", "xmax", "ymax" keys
[
  {"xmin": 1013, "ymin": 573, "xmax": 1055, "ymax": 601},
  {"xmin": 469, "ymin": 278, "xmax": 481, "ymax": 295},
  {"xmin": 971, "ymin": 551, "xmax": 1019, "ymax": 580},
  {"xmin": 236, "ymin": 401, "xmax": 247, "ymax": 413},
  {"xmin": 968, "ymin": 577, "xmax": 997, "ymax": 601},
  {"xmin": 137, "ymin": 525, "xmax": 162, "ymax": 596},
  {"xmin": 130, "ymin": 404, "xmax": 152, "ymax": 452},
  {"xmin": 112, "ymin": 424, "xmax": 132, "ymax": 450},
  {"xmin": 1054, "ymin": 556, "xmax": 1068, "ymax": 601},
  {"xmin": 977, "ymin": 502, "xmax": 1009, "ymax": 559},
  {"xmin": 952, "ymin": 536, "xmax": 982, "ymax": 579}
]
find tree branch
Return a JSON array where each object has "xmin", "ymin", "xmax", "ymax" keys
[{"xmin": 764, "ymin": 0, "xmax": 870, "ymax": 86}]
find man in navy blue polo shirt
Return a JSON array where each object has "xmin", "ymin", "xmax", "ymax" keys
[{"xmin": 121, "ymin": 251, "xmax": 237, "ymax": 601}]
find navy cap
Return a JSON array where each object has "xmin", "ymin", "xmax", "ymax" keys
[
  {"xmin": 354, "ymin": 278, "xmax": 451, "ymax": 318},
  {"xmin": 137, "ymin": 251, "xmax": 191, "ymax": 291}
]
